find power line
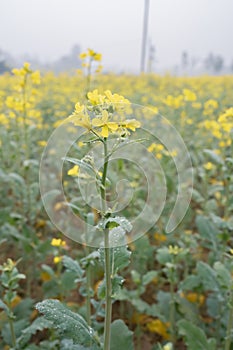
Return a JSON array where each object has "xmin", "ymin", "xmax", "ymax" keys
[{"xmin": 140, "ymin": 0, "xmax": 150, "ymax": 73}]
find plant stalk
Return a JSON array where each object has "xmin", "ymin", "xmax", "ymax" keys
[
  {"xmin": 225, "ymin": 290, "xmax": 233, "ymax": 350},
  {"xmin": 101, "ymin": 139, "xmax": 112, "ymax": 350}
]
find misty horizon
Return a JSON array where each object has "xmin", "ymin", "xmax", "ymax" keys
[{"xmin": 1, "ymin": 0, "xmax": 233, "ymax": 73}]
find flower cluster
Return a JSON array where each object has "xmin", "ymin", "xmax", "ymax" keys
[
  {"xmin": 12, "ymin": 62, "xmax": 40, "ymax": 89},
  {"xmin": 79, "ymin": 48, "xmax": 103, "ymax": 74},
  {"xmin": 65, "ymin": 89, "xmax": 140, "ymax": 138}
]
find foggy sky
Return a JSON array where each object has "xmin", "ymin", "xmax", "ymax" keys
[{"xmin": 0, "ymin": 0, "xmax": 233, "ymax": 72}]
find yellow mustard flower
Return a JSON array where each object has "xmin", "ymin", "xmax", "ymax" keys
[
  {"xmin": 53, "ymin": 256, "xmax": 63, "ymax": 264},
  {"xmin": 79, "ymin": 52, "xmax": 87, "ymax": 59},
  {"xmin": 163, "ymin": 343, "xmax": 173, "ymax": 350},
  {"xmin": 31, "ymin": 71, "xmax": 41, "ymax": 85},
  {"xmin": 204, "ymin": 162, "xmax": 214, "ymax": 170},
  {"xmin": 66, "ymin": 113, "xmax": 92, "ymax": 130},
  {"xmin": 93, "ymin": 53, "xmax": 102, "ymax": 61},
  {"xmin": 119, "ymin": 119, "xmax": 141, "ymax": 131},
  {"xmin": 183, "ymin": 88, "xmax": 197, "ymax": 102},
  {"xmin": 74, "ymin": 102, "xmax": 84, "ymax": 114},
  {"xmin": 37, "ymin": 140, "xmax": 47, "ymax": 147},
  {"xmin": 51, "ymin": 238, "xmax": 66, "ymax": 247},
  {"xmin": 180, "ymin": 292, "xmax": 205, "ymax": 305},
  {"xmin": 104, "ymin": 90, "xmax": 130, "ymax": 104},
  {"xmin": 87, "ymin": 89, "xmax": 105, "ymax": 105},
  {"xmin": 168, "ymin": 245, "xmax": 183, "ymax": 255},
  {"xmin": 92, "ymin": 110, "xmax": 119, "ymax": 137},
  {"xmin": 147, "ymin": 319, "xmax": 170, "ymax": 340},
  {"xmin": 67, "ymin": 165, "xmax": 79, "ymax": 176},
  {"xmin": 154, "ymin": 232, "xmax": 167, "ymax": 242}
]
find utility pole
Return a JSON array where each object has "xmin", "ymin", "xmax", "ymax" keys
[{"xmin": 140, "ymin": 0, "xmax": 150, "ymax": 73}]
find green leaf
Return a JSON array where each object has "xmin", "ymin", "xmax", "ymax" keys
[
  {"xmin": 213, "ymin": 261, "xmax": 232, "ymax": 290},
  {"xmin": 156, "ymin": 247, "xmax": 171, "ymax": 264},
  {"xmin": 111, "ymin": 246, "xmax": 131, "ymax": 274},
  {"xmin": 180, "ymin": 275, "xmax": 201, "ymax": 290},
  {"xmin": 110, "ymin": 320, "xmax": 134, "ymax": 350},
  {"xmin": 197, "ymin": 262, "xmax": 220, "ymax": 292},
  {"xmin": 2, "ymin": 319, "xmax": 28, "ymax": 346},
  {"xmin": 142, "ymin": 271, "xmax": 157, "ymax": 286},
  {"xmin": 191, "ymin": 188, "xmax": 205, "ymax": 203},
  {"xmin": 18, "ymin": 316, "xmax": 53, "ymax": 346},
  {"xmin": 203, "ymin": 149, "xmax": 224, "ymax": 165},
  {"xmin": 61, "ymin": 338, "xmax": 98, "ymax": 349},
  {"xmin": 62, "ymin": 256, "xmax": 84, "ymax": 278},
  {"xmin": 178, "ymin": 320, "xmax": 216, "ymax": 350},
  {"xmin": 0, "ymin": 298, "xmax": 9, "ymax": 312},
  {"xmin": 36, "ymin": 299, "xmax": 100, "ymax": 349},
  {"xmin": 9, "ymin": 172, "xmax": 25, "ymax": 185},
  {"xmin": 41, "ymin": 264, "xmax": 56, "ymax": 278},
  {"xmin": 97, "ymin": 275, "xmax": 124, "ymax": 299},
  {"xmin": 104, "ymin": 216, "xmax": 132, "ymax": 233},
  {"xmin": 99, "ymin": 230, "xmax": 131, "ymax": 274},
  {"xmin": 195, "ymin": 215, "xmax": 219, "ymax": 248}
]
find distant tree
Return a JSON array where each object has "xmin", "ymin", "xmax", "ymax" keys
[
  {"xmin": 213, "ymin": 55, "xmax": 224, "ymax": 72},
  {"xmin": 190, "ymin": 56, "xmax": 199, "ymax": 69},
  {"xmin": 0, "ymin": 49, "xmax": 11, "ymax": 74},
  {"xmin": 230, "ymin": 60, "xmax": 233, "ymax": 73},
  {"xmin": 181, "ymin": 51, "xmax": 189, "ymax": 70},
  {"xmin": 204, "ymin": 53, "xmax": 214, "ymax": 70},
  {"xmin": 52, "ymin": 44, "xmax": 82, "ymax": 73},
  {"xmin": 204, "ymin": 53, "xmax": 224, "ymax": 73}
]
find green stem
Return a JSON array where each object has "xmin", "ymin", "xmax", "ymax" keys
[
  {"xmin": 225, "ymin": 291, "xmax": 233, "ymax": 350},
  {"xmin": 9, "ymin": 316, "xmax": 16, "ymax": 348},
  {"xmin": 101, "ymin": 139, "xmax": 112, "ymax": 350},
  {"xmin": 104, "ymin": 230, "xmax": 112, "ymax": 350},
  {"xmin": 6, "ymin": 300, "xmax": 16, "ymax": 348},
  {"xmin": 86, "ymin": 263, "xmax": 92, "ymax": 326},
  {"xmin": 85, "ymin": 57, "xmax": 92, "ymax": 96},
  {"xmin": 169, "ymin": 268, "xmax": 176, "ymax": 345}
]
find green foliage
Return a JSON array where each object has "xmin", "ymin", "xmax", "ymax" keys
[
  {"xmin": 36, "ymin": 299, "xmax": 101, "ymax": 349},
  {"xmin": 178, "ymin": 320, "xmax": 216, "ymax": 350},
  {"xmin": 110, "ymin": 320, "xmax": 134, "ymax": 350}
]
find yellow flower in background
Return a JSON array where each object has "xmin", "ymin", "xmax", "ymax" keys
[
  {"xmin": 163, "ymin": 95, "xmax": 184, "ymax": 109},
  {"xmin": 204, "ymin": 99, "xmax": 218, "ymax": 110},
  {"xmin": 82, "ymin": 62, "xmax": 89, "ymax": 68},
  {"xmin": 51, "ymin": 238, "xmax": 66, "ymax": 247},
  {"xmin": 168, "ymin": 245, "xmax": 183, "ymax": 255},
  {"xmin": 87, "ymin": 48, "xmax": 95, "ymax": 57},
  {"xmin": 163, "ymin": 343, "xmax": 173, "ymax": 350},
  {"xmin": 147, "ymin": 319, "xmax": 171, "ymax": 340},
  {"xmin": 204, "ymin": 162, "xmax": 214, "ymax": 170},
  {"xmin": 92, "ymin": 110, "xmax": 119, "ymax": 137},
  {"xmin": 183, "ymin": 88, "xmax": 197, "ymax": 102},
  {"xmin": 79, "ymin": 52, "xmax": 87, "ymax": 59},
  {"xmin": 80, "ymin": 49, "xmax": 102, "ymax": 62},
  {"xmin": 93, "ymin": 53, "xmax": 102, "ymax": 61},
  {"xmin": 31, "ymin": 71, "xmax": 40, "ymax": 85},
  {"xmin": 53, "ymin": 256, "xmax": 62, "ymax": 264},
  {"xmin": 67, "ymin": 165, "xmax": 79, "ymax": 176},
  {"xmin": 37, "ymin": 140, "xmax": 47, "ymax": 147},
  {"xmin": 154, "ymin": 232, "xmax": 167, "ymax": 242},
  {"xmin": 95, "ymin": 65, "xmax": 103, "ymax": 73},
  {"xmin": 180, "ymin": 292, "xmax": 205, "ymax": 305}
]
